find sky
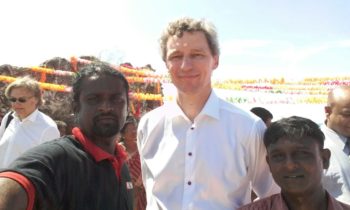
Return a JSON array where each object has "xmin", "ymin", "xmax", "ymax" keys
[{"xmin": 0, "ymin": 0, "xmax": 349, "ymax": 81}]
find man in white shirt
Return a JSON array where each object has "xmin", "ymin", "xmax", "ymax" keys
[
  {"xmin": 322, "ymin": 86, "xmax": 350, "ymax": 204},
  {"xmin": 0, "ymin": 76, "xmax": 60, "ymax": 168},
  {"xmin": 137, "ymin": 17, "xmax": 279, "ymax": 210}
]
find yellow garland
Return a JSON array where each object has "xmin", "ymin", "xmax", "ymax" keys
[
  {"xmin": 130, "ymin": 93, "xmax": 163, "ymax": 101},
  {"xmin": 0, "ymin": 75, "xmax": 16, "ymax": 83},
  {"xmin": 119, "ymin": 66, "xmax": 162, "ymax": 78},
  {"xmin": 0, "ymin": 75, "xmax": 70, "ymax": 92},
  {"xmin": 0, "ymin": 75, "xmax": 163, "ymax": 101},
  {"xmin": 126, "ymin": 76, "xmax": 164, "ymax": 84},
  {"xmin": 213, "ymin": 76, "xmax": 350, "ymax": 85}
]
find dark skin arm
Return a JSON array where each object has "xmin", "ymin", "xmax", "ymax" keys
[{"xmin": 0, "ymin": 177, "xmax": 28, "ymax": 210}]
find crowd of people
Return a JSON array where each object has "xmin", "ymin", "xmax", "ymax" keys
[{"xmin": 0, "ymin": 17, "xmax": 349, "ymax": 210}]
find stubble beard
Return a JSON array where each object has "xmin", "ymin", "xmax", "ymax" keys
[{"xmin": 92, "ymin": 121, "xmax": 120, "ymax": 138}]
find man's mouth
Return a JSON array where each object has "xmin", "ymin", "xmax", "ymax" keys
[
  {"xmin": 284, "ymin": 175, "xmax": 304, "ymax": 178},
  {"xmin": 95, "ymin": 116, "xmax": 117, "ymax": 123}
]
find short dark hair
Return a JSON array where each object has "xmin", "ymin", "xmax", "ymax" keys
[
  {"xmin": 250, "ymin": 107, "xmax": 273, "ymax": 123},
  {"xmin": 264, "ymin": 116, "xmax": 325, "ymax": 149},
  {"xmin": 72, "ymin": 62, "xmax": 129, "ymax": 108}
]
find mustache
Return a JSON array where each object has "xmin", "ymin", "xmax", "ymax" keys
[{"xmin": 93, "ymin": 113, "xmax": 118, "ymax": 121}]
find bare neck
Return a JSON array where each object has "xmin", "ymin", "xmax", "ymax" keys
[
  {"xmin": 282, "ymin": 189, "xmax": 328, "ymax": 210},
  {"xmin": 177, "ymin": 89, "xmax": 212, "ymax": 122}
]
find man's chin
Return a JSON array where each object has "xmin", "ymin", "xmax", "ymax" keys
[{"xmin": 93, "ymin": 125, "xmax": 119, "ymax": 138}]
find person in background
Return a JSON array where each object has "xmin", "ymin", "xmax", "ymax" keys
[
  {"xmin": 0, "ymin": 76, "xmax": 60, "ymax": 168},
  {"xmin": 239, "ymin": 116, "xmax": 350, "ymax": 210},
  {"xmin": 0, "ymin": 62, "xmax": 133, "ymax": 210},
  {"xmin": 249, "ymin": 106, "xmax": 273, "ymax": 200},
  {"xmin": 55, "ymin": 120, "xmax": 68, "ymax": 136},
  {"xmin": 137, "ymin": 17, "xmax": 279, "ymax": 210},
  {"xmin": 251, "ymin": 106, "xmax": 273, "ymax": 127},
  {"xmin": 119, "ymin": 115, "xmax": 147, "ymax": 210},
  {"xmin": 321, "ymin": 86, "xmax": 350, "ymax": 204}
]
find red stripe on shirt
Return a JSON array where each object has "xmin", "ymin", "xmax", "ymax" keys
[{"xmin": 0, "ymin": 171, "xmax": 35, "ymax": 210}]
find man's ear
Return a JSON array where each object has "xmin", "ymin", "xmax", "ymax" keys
[
  {"xmin": 321, "ymin": 148, "xmax": 331, "ymax": 169},
  {"xmin": 324, "ymin": 106, "xmax": 332, "ymax": 118},
  {"xmin": 212, "ymin": 55, "xmax": 219, "ymax": 70}
]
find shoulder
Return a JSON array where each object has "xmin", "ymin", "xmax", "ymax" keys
[
  {"xmin": 138, "ymin": 104, "xmax": 167, "ymax": 129},
  {"xmin": 328, "ymin": 192, "xmax": 350, "ymax": 210},
  {"xmin": 216, "ymin": 97, "xmax": 266, "ymax": 134},
  {"xmin": 141, "ymin": 104, "xmax": 169, "ymax": 120},
  {"xmin": 37, "ymin": 111, "xmax": 57, "ymax": 125},
  {"xmin": 12, "ymin": 136, "xmax": 80, "ymax": 163},
  {"xmin": 216, "ymin": 96, "xmax": 261, "ymax": 123}
]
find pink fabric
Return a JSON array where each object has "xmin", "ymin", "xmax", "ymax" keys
[{"xmin": 238, "ymin": 192, "xmax": 350, "ymax": 210}]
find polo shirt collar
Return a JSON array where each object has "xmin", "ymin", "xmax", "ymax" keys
[{"xmin": 71, "ymin": 127, "xmax": 120, "ymax": 162}]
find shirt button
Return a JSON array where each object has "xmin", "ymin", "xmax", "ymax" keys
[
  {"xmin": 188, "ymin": 152, "xmax": 192, "ymax": 156},
  {"xmin": 187, "ymin": 181, "xmax": 192, "ymax": 185}
]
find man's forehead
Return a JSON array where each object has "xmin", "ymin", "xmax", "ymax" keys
[
  {"xmin": 82, "ymin": 74, "xmax": 121, "ymax": 83},
  {"xmin": 80, "ymin": 76, "xmax": 124, "ymax": 92},
  {"xmin": 333, "ymin": 88, "xmax": 347, "ymax": 99},
  {"xmin": 167, "ymin": 36, "xmax": 188, "ymax": 48},
  {"xmin": 268, "ymin": 137, "xmax": 318, "ymax": 150}
]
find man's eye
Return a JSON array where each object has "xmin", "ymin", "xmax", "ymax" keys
[
  {"xmin": 192, "ymin": 53, "xmax": 204, "ymax": 58},
  {"xmin": 295, "ymin": 151, "xmax": 311, "ymax": 158},
  {"xmin": 169, "ymin": 55, "xmax": 182, "ymax": 60},
  {"xmin": 86, "ymin": 97, "xmax": 99, "ymax": 104},
  {"xmin": 341, "ymin": 113, "xmax": 350, "ymax": 118},
  {"xmin": 271, "ymin": 154, "xmax": 285, "ymax": 161},
  {"xmin": 111, "ymin": 97, "xmax": 123, "ymax": 103}
]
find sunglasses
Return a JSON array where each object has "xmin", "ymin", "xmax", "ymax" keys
[{"xmin": 8, "ymin": 96, "xmax": 34, "ymax": 103}]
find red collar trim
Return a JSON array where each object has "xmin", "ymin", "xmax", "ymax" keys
[{"xmin": 72, "ymin": 127, "xmax": 127, "ymax": 179}]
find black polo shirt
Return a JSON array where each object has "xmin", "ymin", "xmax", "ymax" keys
[{"xmin": 0, "ymin": 136, "xmax": 133, "ymax": 210}]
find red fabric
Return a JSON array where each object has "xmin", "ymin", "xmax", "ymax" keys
[
  {"xmin": 0, "ymin": 171, "xmax": 35, "ymax": 210},
  {"xmin": 72, "ymin": 127, "xmax": 127, "ymax": 180},
  {"xmin": 126, "ymin": 152, "xmax": 147, "ymax": 210}
]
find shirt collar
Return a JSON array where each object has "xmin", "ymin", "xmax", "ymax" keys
[
  {"xmin": 280, "ymin": 191, "xmax": 335, "ymax": 210},
  {"xmin": 166, "ymin": 90, "xmax": 220, "ymax": 121},
  {"xmin": 71, "ymin": 127, "xmax": 124, "ymax": 162},
  {"xmin": 14, "ymin": 109, "xmax": 39, "ymax": 122},
  {"xmin": 198, "ymin": 90, "xmax": 220, "ymax": 120},
  {"xmin": 322, "ymin": 124, "xmax": 347, "ymax": 148}
]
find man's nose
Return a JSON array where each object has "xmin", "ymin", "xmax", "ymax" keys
[
  {"xmin": 285, "ymin": 156, "xmax": 298, "ymax": 170},
  {"xmin": 180, "ymin": 56, "xmax": 193, "ymax": 71},
  {"xmin": 98, "ymin": 100, "xmax": 114, "ymax": 112}
]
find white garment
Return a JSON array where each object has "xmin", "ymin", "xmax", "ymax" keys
[
  {"xmin": 137, "ymin": 91, "xmax": 280, "ymax": 210},
  {"xmin": 0, "ymin": 109, "xmax": 60, "ymax": 168},
  {"xmin": 321, "ymin": 124, "xmax": 350, "ymax": 205}
]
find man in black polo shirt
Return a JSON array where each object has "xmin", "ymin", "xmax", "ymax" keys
[{"xmin": 0, "ymin": 63, "xmax": 134, "ymax": 210}]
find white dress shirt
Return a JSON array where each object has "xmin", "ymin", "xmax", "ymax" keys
[
  {"xmin": 321, "ymin": 124, "xmax": 350, "ymax": 204},
  {"xmin": 137, "ymin": 91, "xmax": 279, "ymax": 210},
  {"xmin": 0, "ymin": 109, "xmax": 60, "ymax": 168}
]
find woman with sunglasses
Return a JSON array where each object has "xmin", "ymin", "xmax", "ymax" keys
[{"xmin": 0, "ymin": 76, "xmax": 60, "ymax": 168}]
